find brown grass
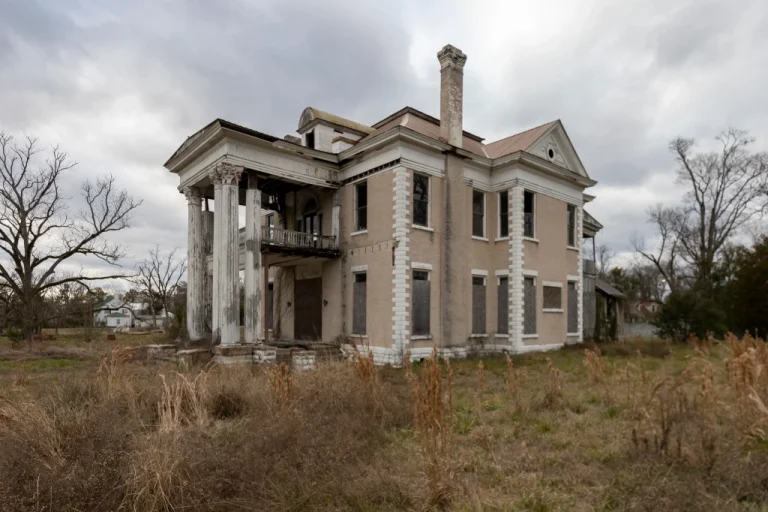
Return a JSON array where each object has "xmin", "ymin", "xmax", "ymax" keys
[{"xmin": 3, "ymin": 336, "xmax": 768, "ymax": 510}]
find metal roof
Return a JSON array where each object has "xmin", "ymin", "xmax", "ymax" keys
[{"xmin": 595, "ymin": 278, "xmax": 626, "ymax": 298}]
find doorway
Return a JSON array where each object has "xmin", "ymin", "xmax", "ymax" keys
[{"xmin": 294, "ymin": 277, "xmax": 322, "ymax": 340}]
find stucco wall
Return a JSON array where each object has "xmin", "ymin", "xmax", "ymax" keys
[{"xmin": 522, "ymin": 193, "xmax": 580, "ymax": 346}]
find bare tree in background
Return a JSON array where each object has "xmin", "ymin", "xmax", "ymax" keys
[
  {"xmin": 132, "ymin": 246, "xmax": 187, "ymax": 329},
  {"xmin": 0, "ymin": 133, "xmax": 141, "ymax": 340},
  {"xmin": 632, "ymin": 204, "xmax": 682, "ymax": 293},
  {"xmin": 595, "ymin": 244, "xmax": 614, "ymax": 278},
  {"xmin": 636, "ymin": 130, "xmax": 768, "ymax": 296}
]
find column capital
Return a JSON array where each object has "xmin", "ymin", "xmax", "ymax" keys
[
  {"xmin": 183, "ymin": 186, "xmax": 203, "ymax": 206},
  {"xmin": 211, "ymin": 163, "xmax": 243, "ymax": 185}
]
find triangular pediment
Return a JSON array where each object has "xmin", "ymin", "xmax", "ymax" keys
[{"xmin": 526, "ymin": 122, "xmax": 588, "ymax": 178}]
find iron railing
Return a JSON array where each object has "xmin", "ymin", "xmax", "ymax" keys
[{"xmin": 261, "ymin": 226, "xmax": 338, "ymax": 251}]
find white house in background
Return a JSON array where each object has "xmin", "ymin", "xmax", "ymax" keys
[{"xmin": 94, "ymin": 295, "xmax": 174, "ymax": 329}]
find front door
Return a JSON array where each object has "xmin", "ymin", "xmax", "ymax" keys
[{"xmin": 294, "ymin": 277, "xmax": 322, "ymax": 340}]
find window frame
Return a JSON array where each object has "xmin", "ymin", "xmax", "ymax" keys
[
  {"xmin": 497, "ymin": 275, "xmax": 509, "ymax": 335},
  {"xmin": 352, "ymin": 271, "xmax": 367, "ymax": 335},
  {"xmin": 566, "ymin": 278, "xmax": 579, "ymax": 335},
  {"xmin": 523, "ymin": 275, "xmax": 537, "ymax": 336},
  {"xmin": 542, "ymin": 281, "xmax": 564, "ymax": 312},
  {"xmin": 305, "ymin": 129, "xmax": 315, "ymax": 149},
  {"xmin": 471, "ymin": 273, "xmax": 487, "ymax": 335},
  {"xmin": 498, "ymin": 190, "xmax": 509, "ymax": 239},
  {"xmin": 411, "ymin": 269, "xmax": 431, "ymax": 337},
  {"xmin": 472, "ymin": 189, "xmax": 486, "ymax": 239},
  {"xmin": 567, "ymin": 204, "xmax": 576, "ymax": 248},
  {"xmin": 354, "ymin": 181, "xmax": 368, "ymax": 233},
  {"xmin": 523, "ymin": 190, "xmax": 536, "ymax": 239},
  {"xmin": 412, "ymin": 173, "xmax": 430, "ymax": 228}
]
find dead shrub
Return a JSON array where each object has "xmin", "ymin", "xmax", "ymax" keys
[
  {"xmin": 157, "ymin": 370, "xmax": 211, "ymax": 433},
  {"xmin": 505, "ymin": 352, "xmax": 526, "ymax": 413},
  {"xmin": 541, "ymin": 357, "xmax": 565, "ymax": 409},
  {"xmin": 266, "ymin": 363, "xmax": 294, "ymax": 408},
  {"xmin": 408, "ymin": 346, "xmax": 454, "ymax": 507}
]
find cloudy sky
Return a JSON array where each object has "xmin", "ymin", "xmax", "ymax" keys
[{"xmin": 1, "ymin": 0, "xmax": 767, "ymax": 285}]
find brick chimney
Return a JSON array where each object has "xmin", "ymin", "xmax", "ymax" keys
[{"xmin": 437, "ymin": 44, "xmax": 467, "ymax": 148}]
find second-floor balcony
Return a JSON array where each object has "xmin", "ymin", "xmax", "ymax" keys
[{"xmin": 260, "ymin": 226, "xmax": 338, "ymax": 255}]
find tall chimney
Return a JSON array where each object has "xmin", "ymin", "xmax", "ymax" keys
[{"xmin": 437, "ymin": 44, "xmax": 467, "ymax": 148}]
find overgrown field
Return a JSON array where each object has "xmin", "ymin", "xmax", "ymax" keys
[{"xmin": 2, "ymin": 335, "xmax": 768, "ymax": 511}]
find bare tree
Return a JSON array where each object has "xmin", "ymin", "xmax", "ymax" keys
[
  {"xmin": 132, "ymin": 246, "xmax": 187, "ymax": 329},
  {"xmin": 595, "ymin": 244, "xmax": 614, "ymax": 277},
  {"xmin": 0, "ymin": 133, "xmax": 141, "ymax": 339},
  {"xmin": 632, "ymin": 204, "xmax": 682, "ymax": 293},
  {"xmin": 670, "ymin": 129, "xmax": 767, "ymax": 293}
]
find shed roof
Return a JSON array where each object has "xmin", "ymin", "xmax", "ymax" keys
[{"xmin": 595, "ymin": 279, "xmax": 626, "ymax": 299}]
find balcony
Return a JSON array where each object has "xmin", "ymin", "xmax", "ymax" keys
[{"xmin": 261, "ymin": 226, "xmax": 338, "ymax": 254}]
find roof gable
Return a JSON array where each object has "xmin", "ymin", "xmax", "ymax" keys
[
  {"xmin": 483, "ymin": 121, "xmax": 556, "ymax": 159},
  {"xmin": 526, "ymin": 121, "xmax": 588, "ymax": 177}
]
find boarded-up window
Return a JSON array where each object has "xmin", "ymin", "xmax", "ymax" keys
[
  {"xmin": 352, "ymin": 273, "xmax": 367, "ymax": 334},
  {"xmin": 543, "ymin": 285, "xmax": 562, "ymax": 310},
  {"xmin": 524, "ymin": 191, "xmax": 535, "ymax": 238},
  {"xmin": 567, "ymin": 281, "xmax": 578, "ymax": 334},
  {"xmin": 567, "ymin": 204, "xmax": 576, "ymax": 247},
  {"xmin": 524, "ymin": 277, "xmax": 537, "ymax": 335},
  {"xmin": 266, "ymin": 282, "xmax": 274, "ymax": 330},
  {"xmin": 472, "ymin": 190, "xmax": 485, "ymax": 238},
  {"xmin": 472, "ymin": 276, "xmax": 486, "ymax": 334},
  {"xmin": 499, "ymin": 191, "xmax": 509, "ymax": 237},
  {"xmin": 412, "ymin": 270, "xmax": 430, "ymax": 335},
  {"xmin": 413, "ymin": 173, "xmax": 429, "ymax": 227},
  {"xmin": 497, "ymin": 277, "xmax": 508, "ymax": 334},
  {"xmin": 356, "ymin": 182, "xmax": 368, "ymax": 231}
]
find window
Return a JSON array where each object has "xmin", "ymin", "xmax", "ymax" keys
[
  {"xmin": 413, "ymin": 173, "xmax": 429, "ymax": 227},
  {"xmin": 524, "ymin": 190, "xmax": 535, "ymax": 238},
  {"xmin": 499, "ymin": 191, "xmax": 509, "ymax": 238},
  {"xmin": 412, "ymin": 270, "xmax": 430, "ymax": 335},
  {"xmin": 352, "ymin": 273, "xmax": 367, "ymax": 334},
  {"xmin": 567, "ymin": 281, "xmax": 578, "ymax": 334},
  {"xmin": 543, "ymin": 285, "xmax": 562, "ymax": 311},
  {"xmin": 472, "ymin": 190, "xmax": 485, "ymax": 238},
  {"xmin": 523, "ymin": 277, "xmax": 537, "ymax": 335},
  {"xmin": 567, "ymin": 204, "xmax": 576, "ymax": 247},
  {"xmin": 305, "ymin": 130, "xmax": 315, "ymax": 149},
  {"xmin": 266, "ymin": 213, "xmax": 275, "ymax": 241},
  {"xmin": 472, "ymin": 276, "xmax": 486, "ymax": 334},
  {"xmin": 355, "ymin": 181, "xmax": 368, "ymax": 231},
  {"xmin": 267, "ymin": 282, "xmax": 274, "ymax": 330},
  {"xmin": 497, "ymin": 277, "xmax": 508, "ymax": 334}
]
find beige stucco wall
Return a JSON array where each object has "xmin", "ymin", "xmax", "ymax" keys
[
  {"xmin": 339, "ymin": 170, "xmax": 395, "ymax": 349},
  {"xmin": 523, "ymin": 193, "xmax": 580, "ymax": 346}
]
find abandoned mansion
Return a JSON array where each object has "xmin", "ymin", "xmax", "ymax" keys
[{"xmin": 164, "ymin": 44, "xmax": 601, "ymax": 364}]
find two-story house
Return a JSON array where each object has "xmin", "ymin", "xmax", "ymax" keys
[{"xmin": 165, "ymin": 44, "xmax": 599, "ymax": 364}]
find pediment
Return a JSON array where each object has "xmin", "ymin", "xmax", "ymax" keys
[{"xmin": 527, "ymin": 122, "xmax": 588, "ymax": 177}]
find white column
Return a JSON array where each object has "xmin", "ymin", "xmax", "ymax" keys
[
  {"xmin": 184, "ymin": 187, "xmax": 205, "ymax": 342},
  {"xmin": 212, "ymin": 181, "xmax": 222, "ymax": 342},
  {"xmin": 508, "ymin": 184, "xmax": 524, "ymax": 349},
  {"xmin": 576, "ymin": 205, "xmax": 584, "ymax": 343},
  {"xmin": 331, "ymin": 189, "xmax": 341, "ymax": 246},
  {"xmin": 244, "ymin": 173, "xmax": 263, "ymax": 344},
  {"xmin": 212, "ymin": 163, "xmax": 243, "ymax": 345}
]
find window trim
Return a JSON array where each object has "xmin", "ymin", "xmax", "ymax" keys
[
  {"xmin": 523, "ymin": 275, "xmax": 537, "ymax": 335},
  {"xmin": 354, "ymin": 180, "xmax": 368, "ymax": 233},
  {"xmin": 471, "ymin": 273, "xmax": 487, "ymax": 335},
  {"xmin": 566, "ymin": 279, "xmax": 579, "ymax": 336},
  {"xmin": 412, "ymin": 172, "xmax": 431, "ymax": 228},
  {"xmin": 523, "ymin": 190, "xmax": 536, "ymax": 239},
  {"xmin": 567, "ymin": 204, "xmax": 577, "ymax": 248},
  {"xmin": 542, "ymin": 281, "xmax": 564, "ymax": 313},
  {"xmin": 497, "ymin": 190, "xmax": 509, "ymax": 240},
  {"xmin": 411, "ymin": 268, "xmax": 431, "ymax": 337},
  {"xmin": 352, "ymin": 270, "xmax": 367, "ymax": 335},
  {"xmin": 497, "ymin": 274, "xmax": 509, "ymax": 335},
  {"xmin": 472, "ymin": 189, "xmax": 486, "ymax": 239}
]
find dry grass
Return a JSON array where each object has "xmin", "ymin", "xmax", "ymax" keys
[{"xmin": 2, "ymin": 337, "xmax": 768, "ymax": 510}]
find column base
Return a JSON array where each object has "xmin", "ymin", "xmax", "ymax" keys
[
  {"xmin": 213, "ymin": 345, "xmax": 254, "ymax": 366},
  {"xmin": 292, "ymin": 350, "xmax": 316, "ymax": 372}
]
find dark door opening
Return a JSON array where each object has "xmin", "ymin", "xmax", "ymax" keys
[{"xmin": 294, "ymin": 277, "xmax": 322, "ymax": 340}]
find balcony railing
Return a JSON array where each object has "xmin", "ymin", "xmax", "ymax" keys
[
  {"xmin": 584, "ymin": 259, "xmax": 597, "ymax": 276},
  {"xmin": 261, "ymin": 226, "xmax": 338, "ymax": 252}
]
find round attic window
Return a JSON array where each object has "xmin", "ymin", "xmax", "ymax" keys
[{"xmin": 547, "ymin": 148, "xmax": 555, "ymax": 159}]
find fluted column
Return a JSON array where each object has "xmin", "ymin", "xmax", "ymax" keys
[
  {"xmin": 184, "ymin": 187, "xmax": 205, "ymax": 342},
  {"xmin": 212, "ymin": 163, "xmax": 243, "ymax": 345},
  {"xmin": 244, "ymin": 173, "xmax": 263, "ymax": 344},
  {"xmin": 202, "ymin": 209, "xmax": 214, "ymax": 335}
]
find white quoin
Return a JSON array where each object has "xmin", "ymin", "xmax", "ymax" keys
[
  {"xmin": 184, "ymin": 187, "xmax": 205, "ymax": 341},
  {"xmin": 212, "ymin": 163, "xmax": 242, "ymax": 346},
  {"xmin": 244, "ymin": 174, "xmax": 263, "ymax": 344}
]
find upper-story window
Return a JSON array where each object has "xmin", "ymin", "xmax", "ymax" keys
[
  {"xmin": 524, "ymin": 191, "xmax": 535, "ymax": 238},
  {"xmin": 413, "ymin": 173, "xmax": 429, "ymax": 227},
  {"xmin": 472, "ymin": 190, "xmax": 485, "ymax": 238},
  {"xmin": 567, "ymin": 204, "xmax": 576, "ymax": 247},
  {"xmin": 499, "ymin": 191, "xmax": 509, "ymax": 238},
  {"xmin": 305, "ymin": 130, "xmax": 315, "ymax": 149},
  {"xmin": 355, "ymin": 181, "xmax": 368, "ymax": 231}
]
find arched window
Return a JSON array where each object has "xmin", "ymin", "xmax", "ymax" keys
[
  {"xmin": 303, "ymin": 198, "xmax": 318, "ymax": 215},
  {"xmin": 296, "ymin": 196, "xmax": 322, "ymax": 237}
]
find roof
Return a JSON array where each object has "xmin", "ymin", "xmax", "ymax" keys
[
  {"xmin": 483, "ymin": 121, "xmax": 558, "ymax": 159},
  {"xmin": 298, "ymin": 107, "xmax": 374, "ymax": 135},
  {"xmin": 582, "ymin": 209, "xmax": 603, "ymax": 237},
  {"xmin": 595, "ymin": 279, "xmax": 626, "ymax": 299}
]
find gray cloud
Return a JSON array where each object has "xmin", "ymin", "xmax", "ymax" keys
[{"xmin": 0, "ymin": 0, "xmax": 766, "ymax": 281}]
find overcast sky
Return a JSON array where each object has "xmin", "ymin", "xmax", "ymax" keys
[{"xmin": 1, "ymin": 0, "xmax": 767, "ymax": 286}]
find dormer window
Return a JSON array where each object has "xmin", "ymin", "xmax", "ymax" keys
[{"xmin": 305, "ymin": 130, "xmax": 315, "ymax": 149}]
